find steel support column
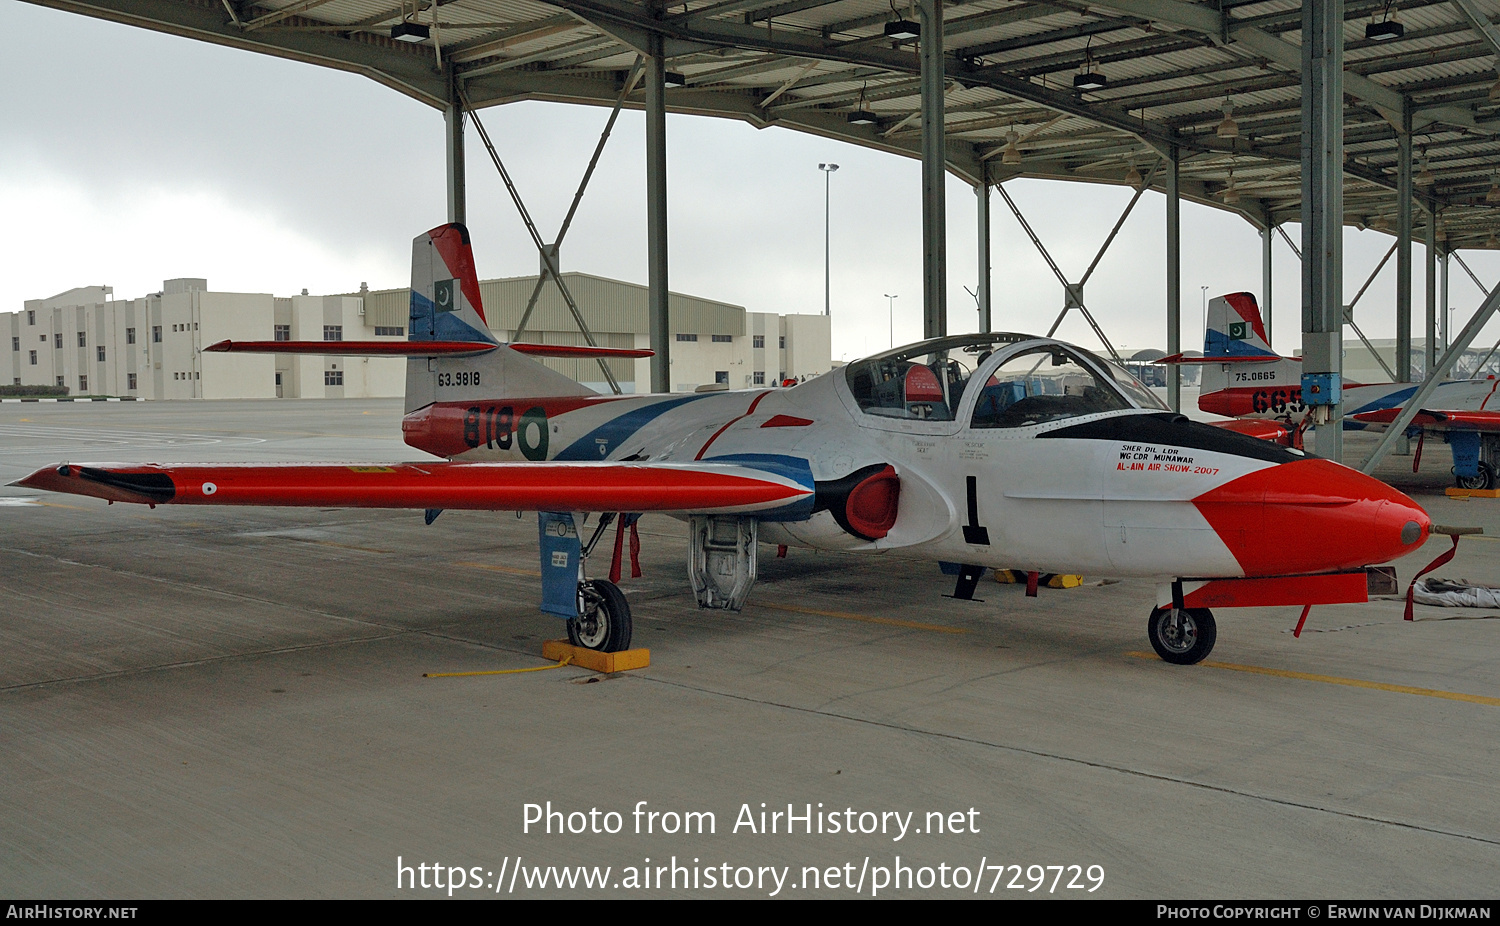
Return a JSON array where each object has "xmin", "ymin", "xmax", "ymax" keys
[
  {"xmin": 1302, "ymin": 0, "xmax": 1344, "ymax": 463},
  {"xmin": 976, "ymin": 164, "xmax": 992, "ymax": 332},
  {"xmin": 1166, "ymin": 146, "xmax": 1181, "ymax": 412},
  {"xmin": 918, "ymin": 0, "xmax": 946, "ymax": 339},
  {"xmin": 646, "ymin": 37, "xmax": 670, "ymax": 393},
  {"xmin": 1425, "ymin": 210, "xmax": 1437, "ymax": 379},
  {"xmin": 1261, "ymin": 205, "xmax": 1274, "ymax": 350},
  {"xmin": 445, "ymin": 76, "xmax": 466, "ymax": 226},
  {"xmin": 1442, "ymin": 248, "xmax": 1451, "ymax": 354},
  {"xmin": 1396, "ymin": 104, "xmax": 1412, "ymax": 382}
]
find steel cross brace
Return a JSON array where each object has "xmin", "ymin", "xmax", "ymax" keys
[
  {"xmin": 1344, "ymin": 240, "xmax": 1400, "ymax": 383},
  {"xmin": 513, "ymin": 57, "xmax": 644, "ymax": 345},
  {"xmin": 1452, "ymin": 250, "xmax": 1493, "ymax": 294},
  {"xmin": 1276, "ymin": 223, "xmax": 1302, "ymax": 260},
  {"xmin": 1450, "ymin": 251, "xmax": 1499, "ymax": 377},
  {"xmin": 459, "ymin": 80, "xmax": 634, "ymax": 394},
  {"xmin": 1360, "ymin": 276, "xmax": 1500, "ymax": 474},
  {"xmin": 1273, "ymin": 223, "xmax": 1398, "ymax": 382},
  {"xmin": 994, "ymin": 164, "xmax": 1161, "ymax": 365}
]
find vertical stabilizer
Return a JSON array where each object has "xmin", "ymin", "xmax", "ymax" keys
[
  {"xmin": 404, "ymin": 223, "xmax": 593, "ymax": 415},
  {"xmin": 409, "ymin": 224, "xmax": 499, "ymax": 345},
  {"xmin": 1204, "ymin": 293, "xmax": 1277, "ymax": 359}
]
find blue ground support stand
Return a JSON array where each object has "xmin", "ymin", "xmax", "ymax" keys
[{"xmin": 538, "ymin": 511, "xmax": 581, "ymax": 618}]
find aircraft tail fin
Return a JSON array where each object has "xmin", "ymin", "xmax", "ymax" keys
[
  {"xmin": 404, "ymin": 223, "xmax": 599, "ymax": 414},
  {"xmin": 1205, "ymin": 293, "xmax": 1278, "ymax": 359},
  {"xmin": 409, "ymin": 223, "xmax": 499, "ymax": 346}
]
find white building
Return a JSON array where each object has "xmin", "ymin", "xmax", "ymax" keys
[
  {"xmin": 3, "ymin": 274, "xmax": 831, "ymax": 399},
  {"xmin": 2, "ymin": 280, "xmax": 403, "ymax": 400},
  {"xmin": 361, "ymin": 271, "xmax": 832, "ymax": 394}
]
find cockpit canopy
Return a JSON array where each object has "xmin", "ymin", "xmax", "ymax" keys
[{"xmin": 844, "ymin": 334, "xmax": 1167, "ymax": 427}]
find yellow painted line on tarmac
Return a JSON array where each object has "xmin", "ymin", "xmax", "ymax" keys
[
  {"xmin": 37, "ymin": 501, "xmax": 89, "ymax": 511},
  {"xmin": 1127, "ymin": 651, "xmax": 1500, "ymax": 706},
  {"xmin": 459, "ymin": 561, "xmax": 542, "ymax": 577},
  {"xmin": 759, "ymin": 602, "xmax": 969, "ymax": 635}
]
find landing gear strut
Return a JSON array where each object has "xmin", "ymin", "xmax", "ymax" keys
[
  {"xmin": 562, "ymin": 513, "xmax": 634, "ymax": 653},
  {"xmin": 1147, "ymin": 606, "xmax": 1216, "ymax": 665}
]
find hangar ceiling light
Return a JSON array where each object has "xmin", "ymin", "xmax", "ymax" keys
[{"xmin": 390, "ymin": 21, "xmax": 429, "ymax": 43}]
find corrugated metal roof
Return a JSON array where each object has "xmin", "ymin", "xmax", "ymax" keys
[{"xmin": 41, "ymin": 0, "xmax": 1500, "ymax": 248}]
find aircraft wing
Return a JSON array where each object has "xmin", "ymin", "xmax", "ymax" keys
[
  {"xmin": 1348, "ymin": 408, "xmax": 1500, "ymax": 432},
  {"xmin": 12, "ymin": 460, "xmax": 812, "ymax": 516}
]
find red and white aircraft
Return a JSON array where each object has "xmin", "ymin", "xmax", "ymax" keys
[
  {"xmin": 16, "ymin": 225, "xmax": 1434, "ymax": 665},
  {"xmin": 1186, "ymin": 292, "xmax": 1500, "ymax": 489}
]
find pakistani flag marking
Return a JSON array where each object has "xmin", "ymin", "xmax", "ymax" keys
[{"xmin": 434, "ymin": 279, "xmax": 455, "ymax": 314}]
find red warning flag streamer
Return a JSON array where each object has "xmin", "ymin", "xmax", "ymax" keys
[
  {"xmin": 607, "ymin": 515, "xmax": 644, "ymax": 583},
  {"xmin": 1404, "ymin": 534, "xmax": 1461, "ymax": 621},
  {"xmin": 609, "ymin": 515, "xmax": 627, "ymax": 584}
]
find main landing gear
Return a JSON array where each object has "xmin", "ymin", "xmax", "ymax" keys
[
  {"xmin": 1455, "ymin": 460, "xmax": 1496, "ymax": 491},
  {"xmin": 570, "ymin": 578, "xmax": 632, "ymax": 652},
  {"xmin": 565, "ymin": 513, "xmax": 633, "ymax": 653},
  {"xmin": 1147, "ymin": 606, "xmax": 1217, "ymax": 665}
]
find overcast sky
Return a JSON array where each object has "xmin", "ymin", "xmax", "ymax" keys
[{"xmin": 2, "ymin": 0, "xmax": 1497, "ymax": 363}]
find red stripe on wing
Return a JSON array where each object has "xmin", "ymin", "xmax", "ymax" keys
[{"xmin": 16, "ymin": 461, "xmax": 809, "ymax": 512}]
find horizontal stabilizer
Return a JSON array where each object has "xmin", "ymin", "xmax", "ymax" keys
[
  {"xmin": 204, "ymin": 340, "xmax": 498, "ymax": 357},
  {"xmin": 1156, "ymin": 353, "xmax": 1284, "ymax": 365},
  {"xmin": 508, "ymin": 343, "xmax": 654, "ymax": 359},
  {"xmin": 1350, "ymin": 408, "xmax": 1500, "ymax": 432},
  {"xmin": 13, "ymin": 460, "xmax": 813, "ymax": 516}
]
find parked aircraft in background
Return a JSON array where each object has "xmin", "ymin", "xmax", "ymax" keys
[
  {"xmin": 16, "ymin": 226, "xmax": 1433, "ymax": 665},
  {"xmin": 1175, "ymin": 292, "xmax": 1500, "ymax": 490}
]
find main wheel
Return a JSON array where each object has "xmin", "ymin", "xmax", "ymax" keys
[
  {"xmin": 1455, "ymin": 460, "xmax": 1495, "ymax": 491},
  {"xmin": 568, "ymin": 579, "xmax": 633, "ymax": 653},
  {"xmin": 1147, "ymin": 606, "xmax": 1216, "ymax": 665}
]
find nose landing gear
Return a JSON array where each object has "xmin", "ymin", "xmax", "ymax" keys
[{"xmin": 1147, "ymin": 606, "xmax": 1217, "ymax": 665}]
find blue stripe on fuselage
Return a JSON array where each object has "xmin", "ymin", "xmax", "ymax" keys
[
  {"xmin": 702, "ymin": 453, "xmax": 816, "ymax": 521},
  {"xmin": 1346, "ymin": 384, "xmax": 1419, "ymax": 415},
  {"xmin": 554, "ymin": 394, "xmax": 712, "ymax": 461}
]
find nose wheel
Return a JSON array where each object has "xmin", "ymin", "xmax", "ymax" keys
[
  {"xmin": 1147, "ymin": 606, "xmax": 1216, "ymax": 665},
  {"xmin": 569, "ymin": 579, "xmax": 633, "ymax": 652}
]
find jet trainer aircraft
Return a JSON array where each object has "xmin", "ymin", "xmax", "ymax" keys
[
  {"xmin": 17, "ymin": 225, "xmax": 1434, "ymax": 665},
  {"xmin": 1183, "ymin": 292, "xmax": 1500, "ymax": 489}
]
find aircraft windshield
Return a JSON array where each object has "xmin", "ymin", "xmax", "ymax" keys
[
  {"xmin": 970, "ymin": 346, "xmax": 1135, "ymax": 428},
  {"xmin": 1101, "ymin": 358, "xmax": 1171, "ymax": 411},
  {"xmin": 844, "ymin": 344, "xmax": 989, "ymax": 421}
]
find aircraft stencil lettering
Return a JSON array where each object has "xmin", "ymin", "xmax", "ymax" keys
[{"xmin": 16, "ymin": 225, "xmax": 1436, "ymax": 665}]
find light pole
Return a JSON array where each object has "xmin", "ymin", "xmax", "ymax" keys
[
  {"xmin": 1200, "ymin": 285, "xmax": 1210, "ymax": 347},
  {"xmin": 884, "ymin": 293, "xmax": 897, "ymax": 349},
  {"xmin": 819, "ymin": 163, "xmax": 839, "ymax": 317}
]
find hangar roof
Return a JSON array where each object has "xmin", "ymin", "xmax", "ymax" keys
[{"xmin": 28, "ymin": 0, "xmax": 1500, "ymax": 247}]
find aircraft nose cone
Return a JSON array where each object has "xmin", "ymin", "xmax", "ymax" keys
[{"xmin": 1193, "ymin": 458, "xmax": 1430, "ymax": 577}]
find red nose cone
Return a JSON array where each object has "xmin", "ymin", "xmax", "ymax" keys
[{"xmin": 1193, "ymin": 458, "xmax": 1430, "ymax": 577}]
